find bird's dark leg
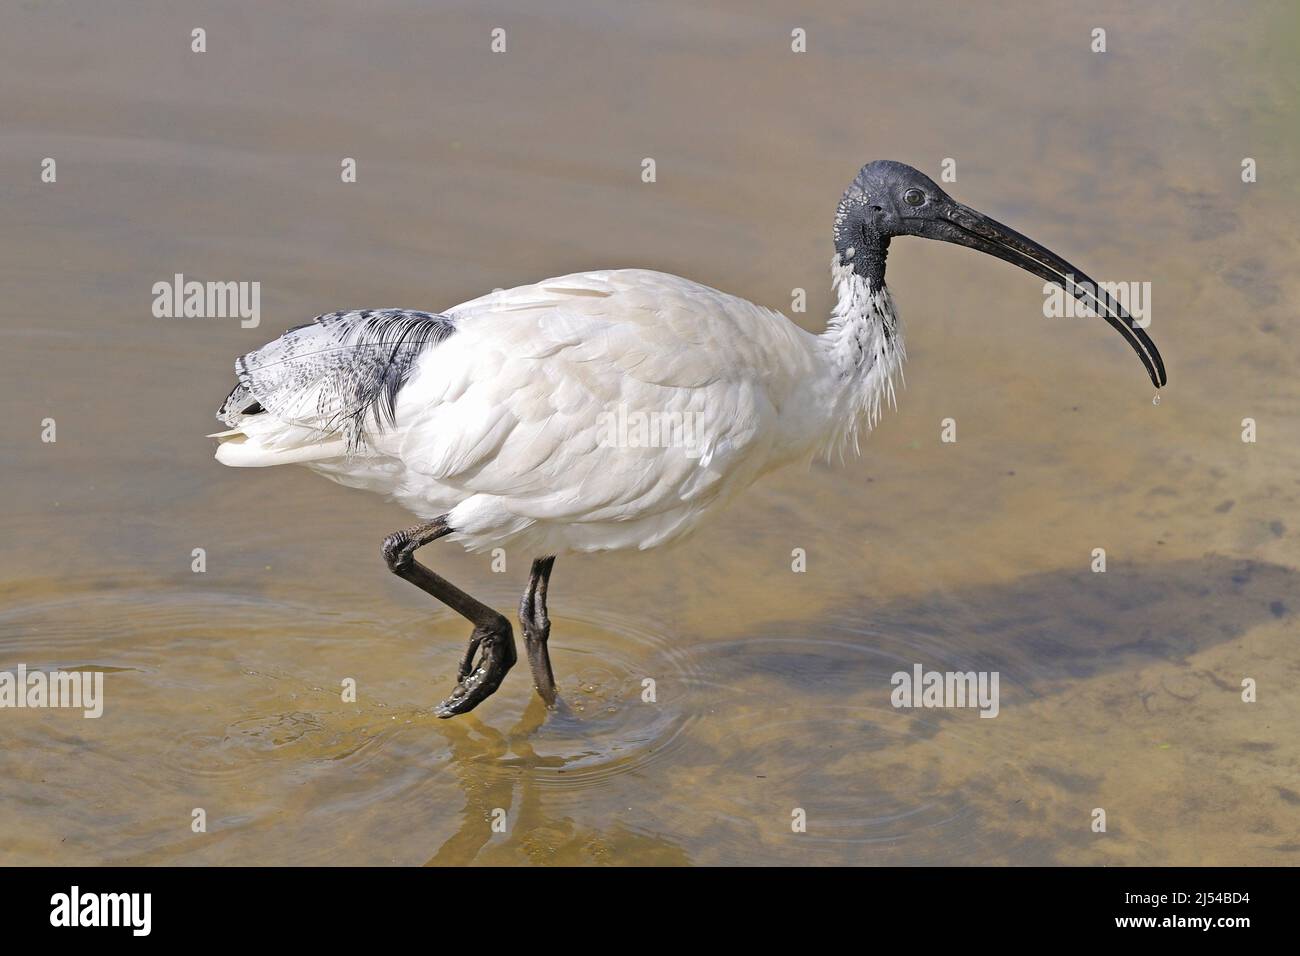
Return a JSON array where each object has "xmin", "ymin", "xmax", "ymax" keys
[
  {"xmin": 519, "ymin": 556, "xmax": 558, "ymax": 706},
  {"xmin": 381, "ymin": 515, "xmax": 516, "ymax": 718}
]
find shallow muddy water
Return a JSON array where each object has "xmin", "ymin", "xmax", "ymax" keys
[{"xmin": 0, "ymin": 1, "xmax": 1297, "ymax": 864}]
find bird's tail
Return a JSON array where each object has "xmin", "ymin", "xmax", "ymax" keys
[
  {"xmin": 210, "ymin": 308, "xmax": 455, "ymax": 467},
  {"xmin": 208, "ymin": 413, "xmax": 347, "ymax": 468}
]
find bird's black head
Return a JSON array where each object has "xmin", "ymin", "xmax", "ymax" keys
[
  {"xmin": 833, "ymin": 159, "xmax": 1166, "ymax": 388},
  {"xmin": 834, "ymin": 161, "xmax": 951, "ymax": 280}
]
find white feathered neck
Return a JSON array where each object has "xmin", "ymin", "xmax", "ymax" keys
[{"xmin": 813, "ymin": 252, "xmax": 907, "ymax": 460}]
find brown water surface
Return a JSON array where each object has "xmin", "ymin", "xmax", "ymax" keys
[{"xmin": 0, "ymin": 0, "xmax": 1297, "ymax": 864}]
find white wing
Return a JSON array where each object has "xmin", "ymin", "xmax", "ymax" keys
[
  {"xmin": 382, "ymin": 270, "xmax": 820, "ymax": 551},
  {"xmin": 213, "ymin": 270, "xmax": 823, "ymax": 553}
]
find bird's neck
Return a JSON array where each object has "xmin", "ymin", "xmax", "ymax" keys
[{"xmin": 811, "ymin": 253, "xmax": 906, "ymax": 459}]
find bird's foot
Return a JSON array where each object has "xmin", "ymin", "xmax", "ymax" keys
[
  {"xmin": 434, "ymin": 615, "xmax": 516, "ymax": 718},
  {"xmin": 519, "ymin": 595, "xmax": 557, "ymax": 707}
]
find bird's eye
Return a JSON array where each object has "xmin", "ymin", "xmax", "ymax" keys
[{"xmin": 903, "ymin": 188, "xmax": 926, "ymax": 206}]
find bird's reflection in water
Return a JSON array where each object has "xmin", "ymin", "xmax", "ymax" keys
[{"xmin": 426, "ymin": 696, "xmax": 691, "ymax": 866}]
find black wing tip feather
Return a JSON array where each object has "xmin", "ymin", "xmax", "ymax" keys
[
  {"xmin": 216, "ymin": 309, "xmax": 456, "ymax": 446},
  {"xmin": 358, "ymin": 311, "xmax": 456, "ymax": 431},
  {"xmin": 216, "ymin": 380, "xmax": 264, "ymax": 424}
]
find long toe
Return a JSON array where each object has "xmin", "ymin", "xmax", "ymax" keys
[
  {"xmin": 435, "ymin": 623, "xmax": 516, "ymax": 718},
  {"xmin": 523, "ymin": 634, "xmax": 558, "ymax": 707}
]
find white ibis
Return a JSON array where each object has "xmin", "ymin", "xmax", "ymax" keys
[{"xmin": 211, "ymin": 160, "xmax": 1166, "ymax": 717}]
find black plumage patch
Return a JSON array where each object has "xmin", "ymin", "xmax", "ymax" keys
[{"xmin": 217, "ymin": 309, "xmax": 457, "ymax": 450}]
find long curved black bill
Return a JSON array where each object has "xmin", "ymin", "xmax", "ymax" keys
[{"xmin": 918, "ymin": 203, "xmax": 1166, "ymax": 388}]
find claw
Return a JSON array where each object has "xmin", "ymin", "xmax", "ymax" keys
[{"xmin": 435, "ymin": 619, "xmax": 516, "ymax": 718}]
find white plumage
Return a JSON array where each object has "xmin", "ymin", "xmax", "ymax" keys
[
  {"xmin": 214, "ymin": 265, "xmax": 903, "ymax": 557},
  {"xmin": 210, "ymin": 160, "xmax": 1161, "ymax": 716}
]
